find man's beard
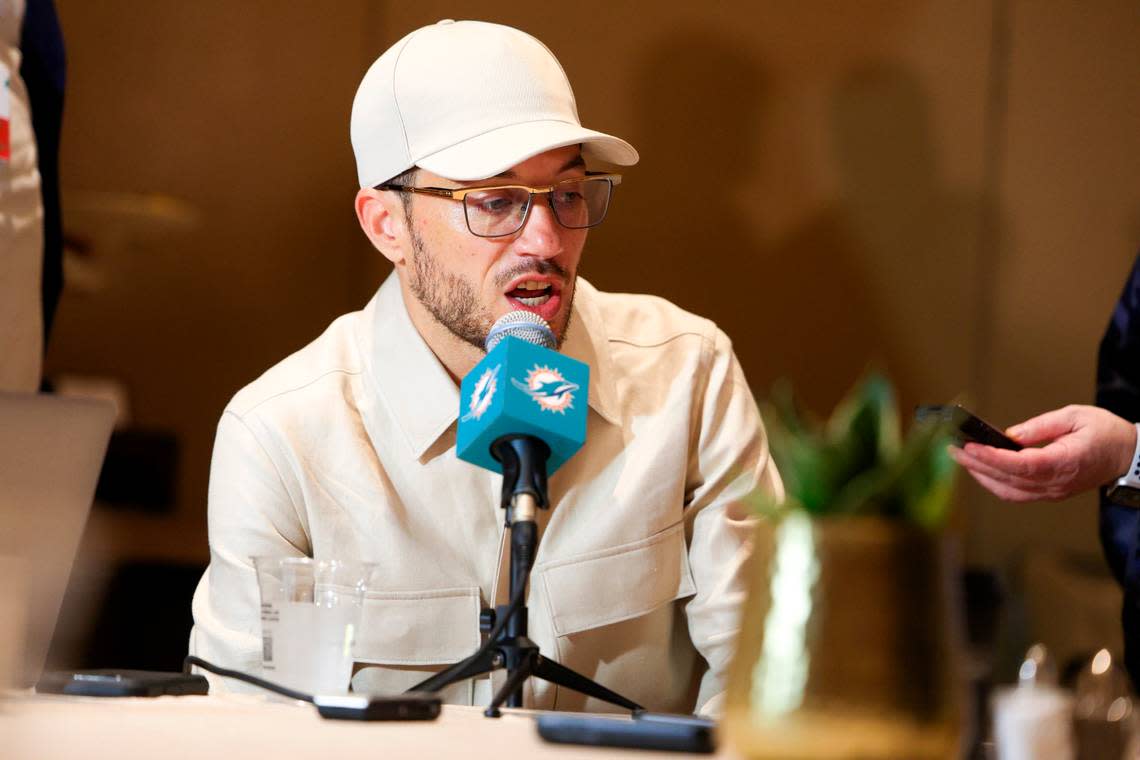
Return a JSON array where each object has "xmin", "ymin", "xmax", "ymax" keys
[{"xmin": 406, "ymin": 226, "xmax": 574, "ymax": 351}]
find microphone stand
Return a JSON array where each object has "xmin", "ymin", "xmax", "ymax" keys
[{"xmin": 407, "ymin": 434, "xmax": 643, "ymax": 717}]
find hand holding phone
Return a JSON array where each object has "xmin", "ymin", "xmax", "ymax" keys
[{"xmin": 947, "ymin": 404, "xmax": 1138, "ymax": 504}]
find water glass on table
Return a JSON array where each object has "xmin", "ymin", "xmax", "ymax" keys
[{"xmin": 253, "ymin": 557, "xmax": 374, "ymax": 695}]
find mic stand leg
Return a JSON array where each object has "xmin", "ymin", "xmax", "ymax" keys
[
  {"xmin": 482, "ymin": 645, "xmax": 643, "ymax": 718},
  {"xmin": 484, "ymin": 648, "xmax": 536, "ymax": 717},
  {"xmin": 407, "ymin": 435, "xmax": 644, "ymax": 717}
]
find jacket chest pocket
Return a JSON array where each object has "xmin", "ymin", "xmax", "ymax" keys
[
  {"xmin": 538, "ymin": 521, "xmax": 697, "ymax": 637},
  {"xmin": 351, "ymin": 586, "xmax": 480, "ymax": 704}
]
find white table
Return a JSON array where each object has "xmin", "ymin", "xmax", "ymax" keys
[{"xmin": 2, "ymin": 693, "xmax": 732, "ymax": 760}]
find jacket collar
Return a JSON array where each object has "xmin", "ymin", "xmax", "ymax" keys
[{"xmin": 359, "ymin": 273, "xmax": 619, "ymax": 461}]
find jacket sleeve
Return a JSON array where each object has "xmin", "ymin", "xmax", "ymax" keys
[
  {"xmin": 682, "ymin": 327, "xmax": 783, "ymax": 714},
  {"xmin": 1097, "ymin": 254, "xmax": 1140, "ymax": 686},
  {"xmin": 188, "ymin": 410, "xmax": 311, "ymax": 692}
]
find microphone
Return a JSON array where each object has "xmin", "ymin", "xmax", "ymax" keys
[
  {"xmin": 415, "ymin": 319, "xmax": 641, "ymax": 713},
  {"xmin": 456, "ymin": 311, "xmax": 589, "ymax": 485}
]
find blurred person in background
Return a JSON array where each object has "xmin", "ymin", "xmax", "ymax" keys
[
  {"xmin": 1, "ymin": 0, "xmax": 65, "ymax": 392},
  {"xmin": 952, "ymin": 253, "xmax": 1140, "ymax": 686}
]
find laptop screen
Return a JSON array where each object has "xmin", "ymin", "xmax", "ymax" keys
[{"xmin": 0, "ymin": 392, "xmax": 115, "ymax": 688}]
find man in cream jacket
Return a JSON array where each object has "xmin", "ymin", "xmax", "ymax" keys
[{"xmin": 190, "ymin": 19, "xmax": 782, "ymax": 715}]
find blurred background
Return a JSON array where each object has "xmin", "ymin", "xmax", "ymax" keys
[{"xmin": 39, "ymin": 0, "xmax": 1140, "ymax": 684}]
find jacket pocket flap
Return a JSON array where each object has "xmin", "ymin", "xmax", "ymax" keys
[
  {"xmin": 539, "ymin": 522, "xmax": 696, "ymax": 638},
  {"xmin": 355, "ymin": 587, "xmax": 480, "ymax": 665}
]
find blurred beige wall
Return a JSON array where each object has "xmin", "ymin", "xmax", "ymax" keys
[
  {"xmin": 48, "ymin": 0, "xmax": 379, "ymax": 559},
  {"xmin": 44, "ymin": 0, "xmax": 1139, "ymax": 616},
  {"xmin": 977, "ymin": 0, "xmax": 1140, "ymax": 569}
]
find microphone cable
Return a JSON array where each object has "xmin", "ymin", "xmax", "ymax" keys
[
  {"xmin": 182, "ymin": 654, "xmax": 314, "ymax": 703},
  {"xmin": 184, "ymin": 576, "xmax": 528, "ymax": 701},
  {"xmin": 183, "ymin": 654, "xmax": 443, "ymax": 721}
]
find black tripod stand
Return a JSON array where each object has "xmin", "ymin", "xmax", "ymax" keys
[{"xmin": 408, "ymin": 434, "xmax": 643, "ymax": 717}]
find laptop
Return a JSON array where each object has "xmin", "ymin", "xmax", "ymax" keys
[{"xmin": 0, "ymin": 392, "xmax": 115, "ymax": 688}]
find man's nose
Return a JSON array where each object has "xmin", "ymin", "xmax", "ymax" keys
[{"xmin": 514, "ymin": 195, "xmax": 564, "ymax": 258}]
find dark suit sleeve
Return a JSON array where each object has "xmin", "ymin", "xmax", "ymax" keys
[
  {"xmin": 1097, "ymin": 253, "xmax": 1140, "ymax": 684},
  {"xmin": 19, "ymin": 0, "xmax": 66, "ymax": 345}
]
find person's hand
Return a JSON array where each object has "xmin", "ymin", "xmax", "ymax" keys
[{"xmin": 948, "ymin": 405, "xmax": 1136, "ymax": 502}]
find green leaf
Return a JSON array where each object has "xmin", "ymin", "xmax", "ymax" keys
[{"xmin": 753, "ymin": 373, "xmax": 957, "ymax": 530}]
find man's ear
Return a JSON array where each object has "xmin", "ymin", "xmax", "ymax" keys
[{"xmin": 355, "ymin": 188, "xmax": 409, "ymax": 266}]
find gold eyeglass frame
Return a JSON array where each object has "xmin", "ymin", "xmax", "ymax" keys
[{"xmin": 375, "ymin": 172, "xmax": 622, "ymax": 238}]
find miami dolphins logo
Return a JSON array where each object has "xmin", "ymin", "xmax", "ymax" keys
[
  {"xmin": 512, "ymin": 365, "xmax": 579, "ymax": 414},
  {"xmin": 461, "ymin": 364, "xmax": 500, "ymax": 422}
]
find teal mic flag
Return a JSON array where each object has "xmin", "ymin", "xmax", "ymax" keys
[{"xmin": 457, "ymin": 313, "xmax": 589, "ymax": 475}]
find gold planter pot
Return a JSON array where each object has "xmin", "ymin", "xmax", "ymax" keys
[{"xmin": 724, "ymin": 514, "xmax": 963, "ymax": 759}]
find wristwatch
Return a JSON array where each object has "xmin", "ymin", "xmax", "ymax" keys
[{"xmin": 1106, "ymin": 423, "xmax": 1140, "ymax": 507}]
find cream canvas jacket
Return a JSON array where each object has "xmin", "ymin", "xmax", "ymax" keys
[{"xmin": 189, "ymin": 274, "xmax": 782, "ymax": 713}]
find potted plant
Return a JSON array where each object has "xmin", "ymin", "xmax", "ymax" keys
[{"xmin": 724, "ymin": 375, "xmax": 961, "ymax": 759}]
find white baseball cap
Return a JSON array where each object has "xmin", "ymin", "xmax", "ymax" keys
[{"xmin": 350, "ymin": 19, "xmax": 639, "ymax": 187}]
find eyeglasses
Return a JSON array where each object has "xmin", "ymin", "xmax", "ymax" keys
[{"xmin": 376, "ymin": 172, "xmax": 621, "ymax": 238}]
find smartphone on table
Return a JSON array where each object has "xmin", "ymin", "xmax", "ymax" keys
[{"xmin": 536, "ymin": 710, "xmax": 716, "ymax": 753}]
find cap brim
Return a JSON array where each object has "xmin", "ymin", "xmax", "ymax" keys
[{"xmin": 415, "ymin": 120, "xmax": 639, "ymax": 181}]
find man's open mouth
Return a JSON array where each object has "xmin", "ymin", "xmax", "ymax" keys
[{"xmin": 505, "ymin": 280, "xmax": 554, "ymax": 307}]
